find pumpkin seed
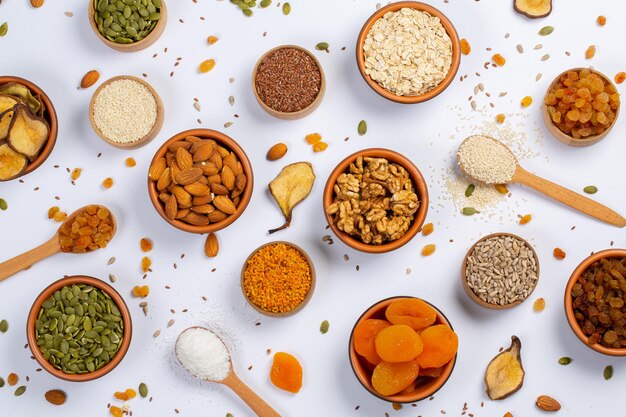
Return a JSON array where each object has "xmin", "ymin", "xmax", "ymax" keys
[
  {"xmin": 260, "ymin": 0, "xmax": 271, "ymax": 7},
  {"xmin": 320, "ymin": 320, "xmax": 329, "ymax": 334},
  {"xmin": 282, "ymin": 2, "xmax": 290, "ymax": 15},
  {"xmin": 94, "ymin": 0, "xmax": 160, "ymax": 44},
  {"xmin": 583, "ymin": 185, "xmax": 598, "ymax": 194},
  {"xmin": 0, "ymin": 22, "xmax": 8, "ymax": 37},
  {"xmin": 465, "ymin": 184, "xmax": 475, "ymax": 197},
  {"xmin": 538, "ymin": 26, "xmax": 554, "ymax": 36},
  {"xmin": 462, "ymin": 207, "xmax": 479, "ymax": 216},
  {"xmin": 0, "ymin": 319, "xmax": 8, "ymax": 333},
  {"xmin": 315, "ymin": 42, "xmax": 329, "ymax": 52},
  {"xmin": 357, "ymin": 120, "xmax": 367, "ymax": 135},
  {"xmin": 0, "ymin": 198, "xmax": 7, "ymax": 210},
  {"xmin": 139, "ymin": 382, "xmax": 148, "ymax": 398},
  {"xmin": 242, "ymin": 8, "xmax": 252, "ymax": 16},
  {"xmin": 558, "ymin": 357, "xmax": 572, "ymax": 365},
  {"xmin": 604, "ymin": 365, "xmax": 613, "ymax": 380},
  {"xmin": 14, "ymin": 386, "xmax": 26, "ymax": 396},
  {"xmin": 0, "ymin": 377, "xmax": 4, "ymax": 387}
]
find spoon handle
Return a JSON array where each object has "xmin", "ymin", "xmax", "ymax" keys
[
  {"xmin": 223, "ymin": 373, "xmax": 281, "ymax": 417},
  {"xmin": 513, "ymin": 167, "xmax": 626, "ymax": 227},
  {"xmin": 0, "ymin": 236, "xmax": 61, "ymax": 283}
]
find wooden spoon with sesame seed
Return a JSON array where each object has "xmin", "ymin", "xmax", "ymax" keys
[
  {"xmin": 457, "ymin": 135, "xmax": 626, "ymax": 227},
  {"xmin": 0, "ymin": 205, "xmax": 117, "ymax": 282}
]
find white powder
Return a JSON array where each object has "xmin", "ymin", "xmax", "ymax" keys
[
  {"xmin": 176, "ymin": 327, "xmax": 230, "ymax": 381},
  {"xmin": 93, "ymin": 79, "xmax": 157, "ymax": 144},
  {"xmin": 457, "ymin": 135, "xmax": 517, "ymax": 184}
]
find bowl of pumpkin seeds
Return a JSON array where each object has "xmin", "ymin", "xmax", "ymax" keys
[
  {"xmin": 89, "ymin": 0, "xmax": 167, "ymax": 52},
  {"xmin": 27, "ymin": 275, "xmax": 132, "ymax": 382}
]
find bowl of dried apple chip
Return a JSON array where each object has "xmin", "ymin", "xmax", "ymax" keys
[{"xmin": 0, "ymin": 76, "xmax": 58, "ymax": 181}]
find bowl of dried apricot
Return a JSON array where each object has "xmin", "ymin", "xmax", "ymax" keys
[
  {"xmin": 543, "ymin": 68, "xmax": 620, "ymax": 147},
  {"xmin": 349, "ymin": 296, "xmax": 458, "ymax": 402},
  {"xmin": 147, "ymin": 129, "xmax": 253, "ymax": 234},
  {"xmin": 565, "ymin": 249, "xmax": 626, "ymax": 356}
]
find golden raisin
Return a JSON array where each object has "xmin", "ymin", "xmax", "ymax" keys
[
  {"xmin": 71, "ymin": 168, "xmax": 82, "ymax": 181},
  {"xmin": 533, "ymin": 297, "xmax": 546, "ymax": 312},
  {"xmin": 521, "ymin": 96, "xmax": 533, "ymax": 108},
  {"xmin": 125, "ymin": 388, "xmax": 137, "ymax": 399},
  {"xmin": 392, "ymin": 403, "xmax": 403, "ymax": 411},
  {"xmin": 141, "ymin": 256, "xmax": 151, "ymax": 272},
  {"xmin": 113, "ymin": 391, "xmax": 129, "ymax": 401},
  {"xmin": 421, "ymin": 223, "xmax": 434, "ymax": 236},
  {"xmin": 312, "ymin": 142, "xmax": 328, "ymax": 152},
  {"xmin": 53, "ymin": 211, "xmax": 68, "ymax": 223},
  {"xmin": 7, "ymin": 373, "xmax": 18, "ymax": 386},
  {"xmin": 199, "ymin": 59, "xmax": 216, "ymax": 73},
  {"xmin": 615, "ymin": 72, "xmax": 626, "ymax": 84},
  {"xmin": 519, "ymin": 214, "xmax": 532, "ymax": 225},
  {"xmin": 125, "ymin": 157, "xmax": 136, "ymax": 167},
  {"xmin": 109, "ymin": 406, "xmax": 123, "ymax": 417},
  {"xmin": 494, "ymin": 184, "xmax": 509, "ymax": 194},
  {"xmin": 460, "ymin": 38, "xmax": 471, "ymax": 55},
  {"xmin": 48, "ymin": 206, "xmax": 60, "ymax": 219},
  {"xmin": 305, "ymin": 133, "xmax": 322, "ymax": 145},
  {"xmin": 140, "ymin": 238, "xmax": 153, "ymax": 252},
  {"xmin": 207, "ymin": 35, "xmax": 218, "ymax": 44},
  {"xmin": 102, "ymin": 178, "xmax": 114, "ymax": 189},
  {"xmin": 597, "ymin": 15, "xmax": 606, "ymax": 26},
  {"xmin": 132, "ymin": 285, "xmax": 150, "ymax": 298},
  {"xmin": 492, "ymin": 53, "xmax": 506, "ymax": 66},
  {"xmin": 496, "ymin": 114, "xmax": 505, "ymax": 124},
  {"xmin": 553, "ymin": 247, "xmax": 566, "ymax": 260},
  {"xmin": 421, "ymin": 244, "xmax": 436, "ymax": 256},
  {"xmin": 585, "ymin": 45, "xmax": 596, "ymax": 59}
]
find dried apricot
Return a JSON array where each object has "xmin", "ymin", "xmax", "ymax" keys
[
  {"xmin": 199, "ymin": 59, "xmax": 216, "ymax": 73},
  {"xmin": 585, "ymin": 45, "xmax": 596, "ymax": 59},
  {"xmin": 421, "ymin": 223, "xmax": 434, "ymax": 236},
  {"xmin": 421, "ymin": 244, "xmax": 436, "ymax": 256},
  {"xmin": 597, "ymin": 16, "xmax": 606, "ymax": 26},
  {"xmin": 521, "ymin": 96, "xmax": 533, "ymax": 108},
  {"xmin": 375, "ymin": 324, "xmax": 423, "ymax": 362},
  {"xmin": 460, "ymin": 38, "xmax": 471, "ymax": 55},
  {"xmin": 353, "ymin": 319, "xmax": 391, "ymax": 365},
  {"xmin": 312, "ymin": 142, "xmax": 328, "ymax": 152},
  {"xmin": 371, "ymin": 360, "xmax": 419, "ymax": 396},
  {"xmin": 553, "ymin": 247, "xmax": 566, "ymax": 260},
  {"xmin": 305, "ymin": 133, "xmax": 322, "ymax": 145},
  {"xmin": 416, "ymin": 324, "xmax": 458, "ymax": 369},
  {"xmin": 419, "ymin": 366, "xmax": 444, "ymax": 378},
  {"xmin": 519, "ymin": 214, "xmax": 532, "ymax": 225},
  {"xmin": 270, "ymin": 352, "xmax": 302, "ymax": 393},
  {"xmin": 140, "ymin": 238, "xmax": 153, "ymax": 252},
  {"xmin": 492, "ymin": 54, "xmax": 506, "ymax": 66},
  {"xmin": 141, "ymin": 256, "xmax": 151, "ymax": 272},
  {"xmin": 496, "ymin": 114, "xmax": 505, "ymax": 124},
  {"xmin": 125, "ymin": 157, "xmax": 136, "ymax": 167},
  {"xmin": 386, "ymin": 298, "xmax": 437, "ymax": 331}
]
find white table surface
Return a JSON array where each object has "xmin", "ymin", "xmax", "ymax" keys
[{"xmin": 1, "ymin": 0, "xmax": 625, "ymax": 416}]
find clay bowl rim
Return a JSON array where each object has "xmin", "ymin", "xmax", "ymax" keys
[
  {"xmin": 348, "ymin": 296, "xmax": 457, "ymax": 403},
  {"xmin": 88, "ymin": 75, "xmax": 164, "ymax": 149},
  {"xmin": 0, "ymin": 75, "xmax": 58, "ymax": 181},
  {"xmin": 251, "ymin": 44, "xmax": 326, "ymax": 119},
  {"xmin": 355, "ymin": 1, "xmax": 461, "ymax": 104},
  {"xmin": 240, "ymin": 241, "xmax": 316, "ymax": 318},
  {"xmin": 564, "ymin": 249, "xmax": 626, "ymax": 357},
  {"xmin": 542, "ymin": 67, "xmax": 620, "ymax": 147},
  {"xmin": 26, "ymin": 275, "xmax": 133, "ymax": 382},
  {"xmin": 461, "ymin": 233, "xmax": 540, "ymax": 310},
  {"xmin": 147, "ymin": 128, "xmax": 254, "ymax": 234},
  {"xmin": 323, "ymin": 148, "xmax": 429, "ymax": 254},
  {"xmin": 88, "ymin": 0, "xmax": 168, "ymax": 52}
]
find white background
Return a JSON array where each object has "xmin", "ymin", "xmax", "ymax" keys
[{"xmin": 1, "ymin": 0, "xmax": 625, "ymax": 416}]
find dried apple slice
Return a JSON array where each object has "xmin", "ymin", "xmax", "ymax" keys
[
  {"xmin": 514, "ymin": 0, "xmax": 552, "ymax": 18},
  {"xmin": 0, "ymin": 142, "xmax": 27, "ymax": 181},
  {"xmin": 484, "ymin": 335, "xmax": 525, "ymax": 400},
  {"xmin": 268, "ymin": 162, "xmax": 316, "ymax": 234},
  {"xmin": 6, "ymin": 104, "xmax": 50, "ymax": 161},
  {"xmin": 0, "ymin": 95, "xmax": 18, "ymax": 113},
  {"xmin": 0, "ymin": 83, "xmax": 43, "ymax": 115},
  {"xmin": 0, "ymin": 109, "xmax": 14, "ymax": 141}
]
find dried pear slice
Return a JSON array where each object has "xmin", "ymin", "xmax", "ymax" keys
[
  {"xmin": 0, "ymin": 82, "xmax": 42, "ymax": 115},
  {"xmin": 0, "ymin": 109, "xmax": 14, "ymax": 141},
  {"xmin": 268, "ymin": 162, "xmax": 316, "ymax": 234},
  {"xmin": 6, "ymin": 104, "xmax": 50, "ymax": 161},
  {"xmin": 0, "ymin": 142, "xmax": 27, "ymax": 181},
  {"xmin": 0, "ymin": 95, "xmax": 18, "ymax": 114},
  {"xmin": 484, "ymin": 335, "xmax": 525, "ymax": 400},
  {"xmin": 514, "ymin": 0, "xmax": 552, "ymax": 18}
]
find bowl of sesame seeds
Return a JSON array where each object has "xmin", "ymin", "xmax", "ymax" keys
[{"xmin": 252, "ymin": 45, "xmax": 326, "ymax": 120}]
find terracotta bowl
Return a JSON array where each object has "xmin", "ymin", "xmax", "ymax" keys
[
  {"xmin": 147, "ymin": 129, "xmax": 254, "ymax": 234},
  {"xmin": 564, "ymin": 249, "xmax": 626, "ymax": 356},
  {"xmin": 461, "ymin": 233, "xmax": 540, "ymax": 310},
  {"xmin": 252, "ymin": 45, "xmax": 326, "ymax": 120},
  {"xmin": 240, "ymin": 241, "xmax": 316, "ymax": 317},
  {"xmin": 0, "ymin": 76, "xmax": 58, "ymax": 181},
  {"xmin": 26, "ymin": 275, "xmax": 132, "ymax": 382},
  {"xmin": 542, "ymin": 67, "xmax": 620, "ymax": 147},
  {"xmin": 355, "ymin": 1, "xmax": 461, "ymax": 104},
  {"xmin": 349, "ymin": 296, "xmax": 456, "ymax": 403},
  {"xmin": 88, "ymin": 0, "xmax": 167, "ymax": 52},
  {"xmin": 323, "ymin": 148, "xmax": 428, "ymax": 254},
  {"xmin": 89, "ymin": 75, "xmax": 164, "ymax": 149}
]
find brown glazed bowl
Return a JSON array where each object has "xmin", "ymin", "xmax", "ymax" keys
[
  {"xmin": 565, "ymin": 249, "xmax": 626, "ymax": 356},
  {"xmin": 349, "ymin": 296, "xmax": 457, "ymax": 403},
  {"xmin": 27, "ymin": 276, "xmax": 132, "ymax": 382},
  {"xmin": 356, "ymin": 1, "xmax": 461, "ymax": 104},
  {"xmin": 323, "ymin": 148, "xmax": 428, "ymax": 254},
  {"xmin": 88, "ymin": 0, "xmax": 167, "ymax": 52},
  {"xmin": 542, "ymin": 68, "xmax": 620, "ymax": 147},
  {"xmin": 0, "ymin": 76, "xmax": 58, "ymax": 181},
  {"xmin": 147, "ymin": 129, "xmax": 254, "ymax": 234},
  {"xmin": 461, "ymin": 233, "xmax": 540, "ymax": 310}
]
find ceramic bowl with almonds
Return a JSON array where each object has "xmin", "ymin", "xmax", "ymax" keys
[{"xmin": 147, "ymin": 129, "xmax": 253, "ymax": 234}]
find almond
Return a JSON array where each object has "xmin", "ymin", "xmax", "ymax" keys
[
  {"xmin": 267, "ymin": 143, "xmax": 288, "ymax": 161},
  {"xmin": 235, "ymin": 173, "xmax": 247, "ymax": 192},
  {"xmin": 207, "ymin": 174, "xmax": 222, "ymax": 184},
  {"xmin": 149, "ymin": 158, "xmax": 166, "ymax": 181},
  {"xmin": 175, "ymin": 167, "xmax": 203, "ymax": 185},
  {"xmin": 170, "ymin": 186, "xmax": 192, "ymax": 206},
  {"xmin": 536, "ymin": 395, "xmax": 561, "ymax": 412},
  {"xmin": 184, "ymin": 182, "xmax": 211, "ymax": 197},
  {"xmin": 80, "ymin": 70, "xmax": 100, "ymax": 89},
  {"xmin": 192, "ymin": 142, "xmax": 215, "ymax": 162},
  {"xmin": 185, "ymin": 135, "xmax": 203, "ymax": 143},
  {"xmin": 210, "ymin": 183, "xmax": 229, "ymax": 195},
  {"xmin": 197, "ymin": 161, "xmax": 219, "ymax": 176},
  {"xmin": 175, "ymin": 148, "xmax": 193, "ymax": 170},
  {"xmin": 222, "ymin": 152, "xmax": 238, "ymax": 173},
  {"xmin": 221, "ymin": 166, "xmax": 236, "ymax": 190},
  {"xmin": 170, "ymin": 163, "xmax": 181, "ymax": 184},
  {"xmin": 217, "ymin": 146, "xmax": 230, "ymax": 158},
  {"xmin": 184, "ymin": 212, "xmax": 209, "ymax": 226},
  {"xmin": 213, "ymin": 195, "xmax": 236, "ymax": 215},
  {"xmin": 175, "ymin": 208, "xmax": 190, "ymax": 220},
  {"xmin": 158, "ymin": 193, "xmax": 170, "ymax": 203},
  {"xmin": 168, "ymin": 141, "xmax": 191, "ymax": 153},
  {"xmin": 191, "ymin": 204, "xmax": 215, "ymax": 214},
  {"xmin": 165, "ymin": 195, "xmax": 178, "ymax": 220},
  {"xmin": 45, "ymin": 389, "xmax": 66, "ymax": 405},
  {"xmin": 210, "ymin": 153, "xmax": 223, "ymax": 171},
  {"xmin": 204, "ymin": 233, "xmax": 219, "ymax": 257},
  {"xmin": 192, "ymin": 196, "xmax": 213, "ymax": 206},
  {"xmin": 30, "ymin": 0, "xmax": 44, "ymax": 8},
  {"xmin": 156, "ymin": 168, "xmax": 172, "ymax": 191},
  {"xmin": 208, "ymin": 210, "xmax": 228, "ymax": 223}
]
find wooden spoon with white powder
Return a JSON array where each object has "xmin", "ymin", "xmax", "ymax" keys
[
  {"xmin": 457, "ymin": 135, "xmax": 626, "ymax": 227},
  {"xmin": 176, "ymin": 327, "xmax": 281, "ymax": 417}
]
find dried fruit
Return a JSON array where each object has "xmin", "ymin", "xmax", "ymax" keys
[
  {"xmin": 533, "ymin": 297, "xmax": 545, "ymax": 312},
  {"xmin": 553, "ymin": 247, "xmax": 566, "ymax": 259},
  {"xmin": 45, "ymin": 389, "xmax": 67, "ymax": 405},
  {"xmin": 305, "ymin": 133, "xmax": 322, "ymax": 145},
  {"xmin": 604, "ymin": 365, "xmax": 613, "ymax": 380},
  {"xmin": 102, "ymin": 177, "xmax": 114, "ymax": 189},
  {"xmin": 496, "ymin": 114, "xmax": 505, "ymax": 124},
  {"xmin": 267, "ymin": 143, "xmax": 288, "ymax": 161},
  {"xmin": 495, "ymin": 184, "xmax": 509, "ymax": 194},
  {"xmin": 538, "ymin": 26, "xmax": 554, "ymax": 36},
  {"xmin": 58, "ymin": 205, "xmax": 114, "ymax": 253},
  {"xmin": 485, "ymin": 336, "xmax": 525, "ymax": 400},
  {"xmin": 0, "ymin": 143, "xmax": 27, "ymax": 181},
  {"xmin": 416, "ymin": 324, "xmax": 458, "ymax": 368},
  {"xmin": 421, "ymin": 244, "xmax": 436, "ymax": 256},
  {"xmin": 7, "ymin": 373, "xmax": 18, "ymax": 386},
  {"xmin": 199, "ymin": 59, "xmax": 216, "ymax": 73},
  {"xmin": 207, "ymin": 35, "xmax": 218, "ymax": 44},
  {"xmin": 80, "ymin": 70, "xmax": 100, "ymax": 89},
  {"xmin": 375, "ymin": 324, "xmax": 423, "ymax": 362},
  {"xmin": 320, "ymin": 320, "xmax": 329, "ymax": 334},
  {"xmin": 110, "ymin": 406, "xmax": 123, "ymax": 417},
  {"xmin": 460, "ymin": 38, "xmax": 471, "ymax": 55},
  {"xmin": 521, "ymin": 96, "xmax": 533, "ymax": 107},
  {"xmin": 140, "ymin": 238, "xmax": 153, "ymax": 252},
  {"xmin": 615, "ymin": 72, "xmax": 626, "ymax": 84},
  {"xmin": 31, "ymin": 0, "xmax": 44, "ymax": 8},
  {"xmin": 558, "ymin": 357, "xmax": 572, "ymax": 365},
  {"xmin": 519, "ymin": 214, "xmax": 532, "ymax": 224},
  {"xmin": 270, "ymin": 352, "xmax": 302, "ymax": 393},
  {"xmin": 125, "ymin": 157, "xmax": 136, "ymax": 167},
  {"xmin": 536, "ymin": 395, "xmax": 561, "ymax": 412},
  {"xmin": 312, "ymin": 142, "xmax": 328, "ymax": 152},
  {"xmin": 358, "ymin": 120, "xmax": 367, "ymax": 135},
  {"xmin": 597, "ymin": 15, "xmax": 607, "ymax": 26},
  {"xmin": 7, "ymin": 104, "xmax": 50, "ymax": 161},
  {"xmin": 386, "ymin": 299, "xmax": 436, "ymax": 331},
  {"xmin": 141, "ymin": 256, "xmax": 151, "ymax": 272},
  {"xmin": 204, "ymin": 232, "xmax": 219, "ymax": 257},
  {"xmin": 353, "ymin": 319, "xmax": 391, "ymax": 365},
  {"xmin": 513, "ymin": 0, "xmax": 552, "ymax": 18},
  {"xmin": 583, "ymin": 185, "xmax": 598, "ymax": 194},
  {"xmin": 132, "ymin": 285, "xmax": 150, "ymax": 298},
  {"xmin": 268, "ymin": 162, "xmax": 316, "ymax": 234},
  {"xmin": 585, "ymin": 45, "xmax": 596, "ymax": 59},
  {"xmin": 421, "ymin": 223, "xmax": 434, "ymax": 236},
  {"xmin": 372, "ymin": 360, "xmax": 419, "ymax": 396},
  {"xmin": 492, "ymin": 54, "xmax": 506, "ymax": 66},
  {"xmin": 125, "ymin": 388, "xmax": 137, "ymax": 399}
]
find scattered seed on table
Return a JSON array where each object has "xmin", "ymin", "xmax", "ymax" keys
[
  {"xmin": 14, "ymin": 386, "xmax": 26, "ymax": 396},
  {"xmin": 320, "ymin": 320, "xmax": 329, "ymax": 334},
  {"xmin": 0, "ymin": 198, "xmax": 7, "ymax": 210},
  {"xmin": 0, "ymin": 319, "xmax": 8, "ymax": 333},
  {"xmin": 358, "ymin": 120, "xmax": 367, "ymax": 135},
  {"xmin": 558, "ymin": 357, "xmax": 572, "ymax": 365},
  {"xmin": 604, "ymin": 365, "xmax": 613, "ymax": 380}
]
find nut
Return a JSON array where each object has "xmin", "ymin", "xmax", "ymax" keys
[
  {"xmin": 149, "ymin": 158, "xmax": 166, "ymax": 181},
  {"xmin": 204, "ymin": 232, "xmax": 219, "ymax": 257},
  {"xmin": 175, "ymin": 148, "xmax": 193, "ymax": 171},
  {"xmin": 267, "ymin": 143, "xmax": 288, "ymax": 161},
  {"xmin": 44, "ymin": 389, "xmax": 66, "ymax": 405},
  {"xmin": 213, "ymin": 195, "xmax": 236, "ymax": 215},
  {"xmin": 30, "ymin": 0, "xmax": 44, "ymax": 7},
  {"xmin": 536, "ymin": 395, "xmax": 561, "ymax": 412},
  {"xmin": 80, "ymin": 70, "xmax": 100, "ymax": 89},
  {"xmin": 175, "ymin": 168, "xmax": 203, "ymax": 185}
]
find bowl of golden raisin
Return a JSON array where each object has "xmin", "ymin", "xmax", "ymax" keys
[
  {"xmin": 543, "ymin": 68, "xmax": 620, "ymax": 147},
  {"xmin": 349, "ymin": 296, "xmax": 458, "ymax": 403}
]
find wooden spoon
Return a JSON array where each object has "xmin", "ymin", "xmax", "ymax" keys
[
  {"xmin": 457, "ymin": 136, "xmax": 626, "ymax": 227},
  {"xmin": 176, "ymin": 327, "xmax": 281, "ymax": 417},
  {"xmin": 0, "ymin": 205, "xmax": 117, "ymax": 282}
]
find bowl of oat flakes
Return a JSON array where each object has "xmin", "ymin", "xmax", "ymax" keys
[
  {"xmin": 356, "ymin": 2, "xmax": 460, "ymax": 104},
  {"xmin": 323, "ymin": 148, "xmax": 428, "ymax": 254}
]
